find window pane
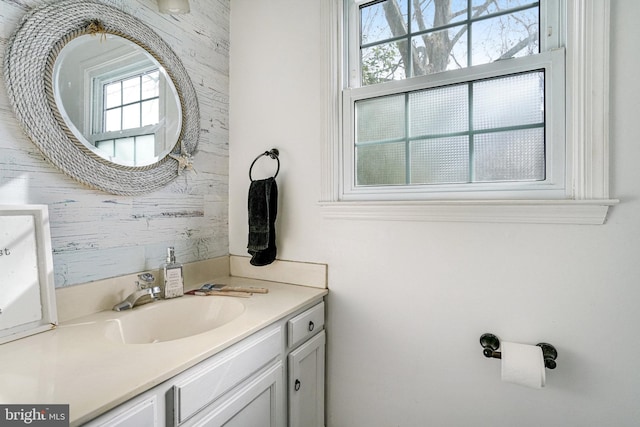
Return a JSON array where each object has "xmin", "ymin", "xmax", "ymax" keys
[
  {"xmin": 409, "ymin": 84, "xmax": 469, "ymax": 136},
  {"xmin": 141, "ymin": 71, "xmax": 160, "ymax": 99},
  {"xmin": 361, "ymin": 0, "xmax": 408, "ymax": 45},
  {"xmin": 122, "ymin": 104, "xmax": 141, "ymax": 130},
  {"xmin": 410, "ymin": 136, "xmax": 469, "ymax": 184},
  {"xmin": 473, "ymin": 128, "xmax": 545, "ymax": 182},
  {"xmin": 141, "ymin": 99, "xmax": 159, "ymax": 127},
  {"xmin": 104, "ymin": 108, "xmax": 121, "ymax": 132},
  {"xmin": 411, "ymin": 25, "xmax": 467, "ymax": 76},
  {"xmin": 115, "ymin": 137, "xmax": 135, "ymax": 163},
  {"xmin": 135, "ymin": 134, "xmax": 156, "ymax": 163},
  {"xmin": 356, "ymin": 94, "xmax": 405, "ymax": 143},
  {"xmin": 471, "ymin": 8, "xmax": 539, "ymax": 65},
  {"xmin": 104, "ymin": 82, "xmax": 121, "ymax": 109},
  {"xmin": 473, "ymin": 71, "xmax": 544, "ymax": 130},
  {"xmin": 356, "ymin": 142, "xmax": 406, "ymax": 185},
  {"xmin": 96, "ymin": 140, "xmax": 115, "ymax": 157},
  {"xmin": 122, "ymin": 76, "xmax": 141, "ymax": 104},
  {"xmin": 361, "ymin": 40, "xmax": 408, "ymax": 85}
]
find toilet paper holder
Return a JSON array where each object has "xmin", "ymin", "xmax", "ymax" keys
[{"xmin": 480, "ymin": 333, "xmax": 558, "ymax": 369}]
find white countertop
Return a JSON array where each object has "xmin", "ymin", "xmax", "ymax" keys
[{"xmin": 0, "ymin": 276, "xmax": 327, "ymax": 426}]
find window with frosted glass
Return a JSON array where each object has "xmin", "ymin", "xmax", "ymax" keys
[
  {"xmin": 359, "ymin": 0, "xmax": 539, "ymax": 85},
  {"xmin": 354, "ymin": 70, "xmax": 545, "ymax": 186}
]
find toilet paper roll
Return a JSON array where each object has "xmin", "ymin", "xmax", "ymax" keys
[{"xmin": 501, "ymin": 341, "xmax": 546, "ymax": 389}]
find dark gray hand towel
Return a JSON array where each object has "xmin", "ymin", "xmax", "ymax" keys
[{"xmin": 247, "ymin": 177, "xmax": 277, "ymax": 266}]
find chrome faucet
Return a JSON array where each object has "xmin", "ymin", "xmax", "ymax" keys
[{"xmin": 113, "ymin": 274, "xmax": 161, "ymax": 311}]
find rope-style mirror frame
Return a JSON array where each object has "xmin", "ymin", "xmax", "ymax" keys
[{"xmin": 4, "ymin": 0, "xmax": 200, "ymax": 195}]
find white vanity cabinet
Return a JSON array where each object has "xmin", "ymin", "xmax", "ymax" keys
[{"xmin": 84, "ymin": 299, "xmax": 325, "ymax": 427}]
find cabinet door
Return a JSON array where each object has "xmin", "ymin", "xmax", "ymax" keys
[
  {"xmin": 189, "ymin": 362, "xmax": 284, "ymax": 427},
  {"xmin": 288, "ymin": 330, "xmax": 325, "ymax": 427}
]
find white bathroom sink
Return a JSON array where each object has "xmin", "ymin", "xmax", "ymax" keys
[{"xmin": 102, "ymin": 296, "xmax": 245, "ymax": 344}]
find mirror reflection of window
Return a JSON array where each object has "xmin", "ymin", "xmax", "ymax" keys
[
  {"xmin": 103, "ymin": 70, "xmax": 160, "ymax": 132},
  {"xmin": 92, "ymin": 61, "xmax": 167, "ymax": 166},
  {"xmin": 95, "ymin": 69, "xmax": 161, "ymax": 165}
]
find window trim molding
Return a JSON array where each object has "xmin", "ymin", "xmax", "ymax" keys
[{"xmin": 319, "ymin": 0, "xmax": 618, "ymax": 224}]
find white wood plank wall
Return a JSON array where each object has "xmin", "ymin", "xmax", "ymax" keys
[{"xmin": 0, "ymin": 0, "xmax": 230, "ymax": 287}]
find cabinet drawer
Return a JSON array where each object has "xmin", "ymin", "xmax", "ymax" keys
[
  {"xmin": 288, "ymin": 302, "xmax": 324, "ymax": 348},
  {"xmin": 173, "ymin": 325, "xmax": 282, "ymax": 425}
]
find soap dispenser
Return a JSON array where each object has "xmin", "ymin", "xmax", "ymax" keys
[{"xmin": 163, "ymin": 246, "xmax": 184, "ymax": 298}]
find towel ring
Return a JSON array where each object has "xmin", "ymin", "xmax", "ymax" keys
[{"xmin": 249, "ymin": 148, "xmax": 280, "ymax": 182}]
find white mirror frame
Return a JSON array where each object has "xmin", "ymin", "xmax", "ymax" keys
[{"xmin": 4, "ymin": 0, "xmax": 200, "ymax": 195}]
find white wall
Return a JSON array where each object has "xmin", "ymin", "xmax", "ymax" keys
[
  {"xmin": 0, "ymin": 0, "xmax": 230, "ymax": 287},
  {"xmin": 229, "ymin": 1, "xmax": 640, "ymax": 425}
]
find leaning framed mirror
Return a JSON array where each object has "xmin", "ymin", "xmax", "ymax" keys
[{"xmin": 4, "ymin": 0, "xmax": 199, "ymax": 195}]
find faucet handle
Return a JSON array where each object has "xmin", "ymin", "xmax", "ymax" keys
[
  {"xmin": 136, "ymin": 280, "xmax": 151, "ymax": 291},
  {"xmin": 138, "ymin": 272, "xmax": 155, "ymax": 283}
]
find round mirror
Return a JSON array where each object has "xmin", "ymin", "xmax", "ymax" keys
[
  {"xmin": 4, "ymin": 0, "xmax": 200, "ymax": 195},
  {"xmin": 53, "ymin": 34, "xmax": 182, "ymax": 167}
]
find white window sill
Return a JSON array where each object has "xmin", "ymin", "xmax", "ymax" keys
[{"xmin": 319, "ymin": 199, "xmax": 619, "ymax": 224}]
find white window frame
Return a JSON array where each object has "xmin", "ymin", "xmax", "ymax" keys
[{"xmin": 319, "ymin": 0, "xmax": 618, "ymax": 224}]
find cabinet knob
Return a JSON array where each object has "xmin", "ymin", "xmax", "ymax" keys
[
  {"xmin": 308, "ymin": 321, "xmax": 315, "ymax": 332},
  {"xmin": 294, "ymin": 379, "xmax": 301, "ymax": 391}
]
